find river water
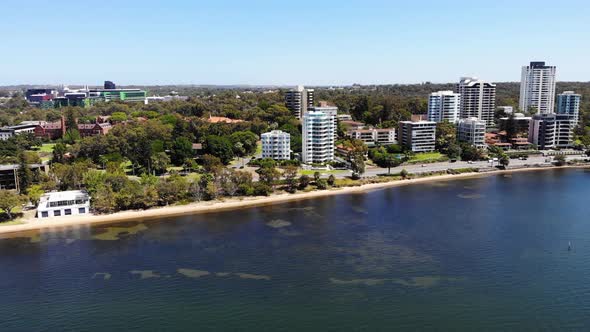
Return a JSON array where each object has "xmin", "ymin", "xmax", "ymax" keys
[{"xmin": 1, "ymin": 169, "xmax": 590, "ymax": 331}]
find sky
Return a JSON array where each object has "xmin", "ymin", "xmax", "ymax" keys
[{"xmin": 1, "ymin": 0, "xmax": 589, "ymax": 86}]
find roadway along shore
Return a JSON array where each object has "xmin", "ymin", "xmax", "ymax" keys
[{"xmin": 0, "ymin": 164, "xmax": 588, "ymax": 238}]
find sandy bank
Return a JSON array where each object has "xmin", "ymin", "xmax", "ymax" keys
[{"xmin": 0, "ymin": 165, "xmax": 587, "ymax": 237}]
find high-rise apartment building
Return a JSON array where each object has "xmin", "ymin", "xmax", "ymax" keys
[
  {"xmin": 456, "ymin": 77, "xmax": 496, "ymax": 126},
  {"xmin": 261, "ymin": 130, "xmax": 291, "ymax": 160},
  {"xmin": 556, "ymin": 91, "xmax": 581, "ymax": 125},
  {"xmin": 302, "ymin": 110, "xmax": 335, "ymax": 164},
  {"xmin": 285, "ymin": 85, "xmax": 314, "ymax": 119},
  {"xmin": 519, "ymin": 61, "xmax": 556, "ymax": 114},
  {"xmin": 427, "ymin": 90, "xmax": 461, "ymax": 123},
  {"xmin": 309, "ymin": 106, "xmax": 338, "ymax": 139}
]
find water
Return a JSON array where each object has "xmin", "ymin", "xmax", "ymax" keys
[{"xmin": 2, "ymin": 169, "xmax": 590, "ymax": 331}]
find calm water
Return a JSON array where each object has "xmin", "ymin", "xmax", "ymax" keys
[{"xmin": 2, "ymin": 169, "xmax": 590, "ymax": 331}]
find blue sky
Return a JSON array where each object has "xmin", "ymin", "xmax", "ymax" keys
[{"xmin": 1, "ymin": 0, "xmax": 588, "ymax": 85}]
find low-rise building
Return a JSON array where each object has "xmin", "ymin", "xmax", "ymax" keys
[
  {"xmin": 498, "ymin": 113, "xmax": 532, "ymax": 135},
  {"xmin": 457, "ymin": 117, "xmax": 486, "ymax": 148},
  {"xmin": 528, "ymin": 114, "xmax": 574, "ymax": 149},
  {"xmin": 398, "ymin": 121, "xmax": 436, "ymax": 152},
  {"xmin": 261, "ymin": 130, "xmax": 291, "ymax": 160},
  {"xmin": 347, "ymin": 128, "xmax": 396, "ymax": 146},
  {"xmin": 77, "ymin": 122, "xmax": 112, "ymax": 137},
  {"xmin": 36, "ymin": 190, "xmax": 91, "ymax": 219},
  {"xmin": 0, "ymin": 123, "xmax": 40, "ymax": 140}
]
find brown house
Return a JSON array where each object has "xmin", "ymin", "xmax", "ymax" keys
[{"xmin": 34, "ymin": 117, "xmax": 66, "ymax": 140}]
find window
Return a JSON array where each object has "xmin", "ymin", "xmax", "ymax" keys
[
  {"xmin": 79, "ymin": 207, "xmax": 85, "ymax": 214},
  {"xmin": 64, "ymin": 209, "xmax": 72, "ymax": 216},
  {"xmin": 53, "ymin": 210, "xmax": 61, "ymax": 217},
  {"xmin": 41, "ymin": 211, "xmax": 48, "ymax": 218}
]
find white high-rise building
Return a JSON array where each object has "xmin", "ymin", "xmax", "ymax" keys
[
  {"xmin": 398, "ymin": 121, "xmax": 436, "ymax": 152},
  {"xmin": 261, "ymin": 130, "xmax": 291, "ymax": 160},
  {"xmin": 457, "ymin": 117, "xmax": 487, "ymax": 149},
  {"xmin": 528, "ymin": 114, "xmax": 574, "ymax": 149},
  {"xmin": 302, "ymin": 110, "xmax": 335, "ymax": 164},
  {"xmin": 427, "ymin": 90, "xmax": 461, "ymax": 123},
  {"xmin": 556, "ymin": 91, "xmax": 581, "ymax": 125},
  {"xmin": 309, "ymin": 106, "xmax": 338, "ymax": 139},
  {"xmin": 519, "ymin": 61, "xmax": 556, "ymax": 114},
  {"xmin": 456, "ymin": 77, "xmax": 496, "ymax": 126},
  {"xmin": 285, "ymin": 85, "xmax": 314, "ymax": 119}
]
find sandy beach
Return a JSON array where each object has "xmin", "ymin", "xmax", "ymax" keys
[{"xmin": 0, "ymin": 165, "xmax": 586, "ymax": 237}]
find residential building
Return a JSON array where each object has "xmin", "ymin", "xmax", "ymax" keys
[
  {"xmin": 498, "ymin": 113, "xmax": 532, "ymax": 135},
  {"xmin": 310, "ymin": 106, "xmax": 338, "ymax": 139},
  {"xmin": 0, "ymin": 163, "xmax": 48, "ymax": 191},
  {"xmin": 347, "ymin": 128, "xmax": 396, "ymax": 146},
  {"xmin": 398, "ymin": 121, "xmax": 436, "ymax": 152},
  {"xmin": 528, "ymin": 114, "xmax": 574, "ymax": 149},
  {"xmin": 456, "ymin": 77, "xmax": 496, "ymax": 126},
  {"xmin": 261, "ymin": 130, "xmax": 291, "ymax": 160},
  {"xmin": 457, "ymin": 117, "xmax": 486, "ymax": 148},
  {"xmin": 556, "ymin": 91, "xmax": 581, "ymax": 124},
  {"xmin": 34, "ymin": 118, "xmax": 66, "ymax": 140},
  {"xmin": 77, "ymin": 122, "xmax": 112, "ymax": 137},
  {"xmin": 337, "ymin": 114, "xmax": 353, "ymax": 121},
  {"xmin": 0, "ymin": 123, "xmax": 40, "ymax": 140},
  {"xmin": 302, "ymin": 110, "xmax": 336, "ymax": 164},
  {"xmin": 36, "ymin": 190, "xmax": 91, "ymax": 219},
  {"xmin": 427, "ymin": 90, "xmax": 461, "ymax": 123},
  {"xmin": 519, "ymin": 61, "xmax": 557, "ymax": 114},
  {"xmin": 285, "ymin": 85, "xmax": 314, "ymax": 119}
]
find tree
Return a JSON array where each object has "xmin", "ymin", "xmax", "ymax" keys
[
  {"xmin": 52, "ymin": 143, "xmax": 67, "ymax": 163},
  {"xmin": 17, "ymin": 152, "xmax": 32, "ymax": 193},
  {"xmin": 435, "ymin": 121, "xmax": 457, "ymax": 154},
  {"xmin": 460, "ymin": 143, "xmax": 484, "ymax": 161},
  {"xmin": 201, "ymin": 154, "xmax": 223, "ymax": 174},
  {"xmin": 257, "ymin": 165, "xmax": 280, "ymax": 188},
  {"xmin": 383, "ymin": 154, "xmax": 402, "ymax": 174},
  {"xmin": 0, "ymin": 190, "xmax": 25, "ymax": 220},
  {"xmin": 170, "ymin": 137, "xmax": 194, "ymax": 166},
  {"xmin": 400, "ymin": 169, "xmax": 409, "ymax": 179},
  {"xmin": 204, "ymin": 135, "xmax": 235, "ymax": 165},
  {"xmin": 313, "ymin": 171, "xmax": 321, "ymax": 183},
  {"xmin": 283, "ymin": 165, "xmax": 299, "ymax": 193},
  {"xmin": 229, "ymin": 131, "xmax": 259, "ymax": 156},
  {"xmin": 316, "ymin": 178, "xmax": 328, "ymax": 189},
  {"xmin": 27, "ymin": 185, "xmax": 44, "ymax": 206},
  {"xmin": 299, "ymin": 175, "xmax": 311, "ymax": 189},
  {"xmin": 554, "ymin": 155, "xmax": 567, "ymax": 166},
  {"xmin": 446, "ymin": 143, "xmax": 462, "ymax": 160},
  {"xmin": 346, "ymin": 139, "xmax": 367, "ymax": 178},
  {"xmin": 150, "ymin": 152, "xmax": 170, "ymax": 175},
  {"xmin": 499, "ymin": 154, "xmax": 510, "ymax": 168},
  {"xmin": 327, "ymin": 174, "xmax": 336, "ymax": 186},
  {"xmin": 110, "ymin": 112, "xmax": 128, "ymax": 122}
]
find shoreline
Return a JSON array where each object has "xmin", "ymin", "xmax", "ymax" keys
[{"xmin": 1, "ymin": 165, "xmax": 587, "ymax": 238}]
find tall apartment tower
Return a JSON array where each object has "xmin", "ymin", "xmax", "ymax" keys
[
  {"xmin": 309, "ymin": 106, "xmax": 338, "ymax": 139},
  {"xmin": 519, "ymin": 61, "xmax": 556, "ymax": 114},
  {"xmin": 556, "ymin": 91, "xmax": 581, "ymax": 125},
  {"xmin": 302, "ymin": 110, "xmax": 335, "ymax": 164},
  {"xmin": 528, "ymin": 114, "xmax": 574, "ymax": 149},
  {"xmin": 427, "ymin": 90, "xmax": 461, "ymax": 123},
  {"xmin": 456, "ymin": 77, "xmax": 496, "ymax": 126},
  {"xmin": 285, "ymin": 85, "xmax": 314, "ymax": 119}
]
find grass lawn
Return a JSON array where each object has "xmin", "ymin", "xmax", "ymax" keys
[
  {"xmin": 38, "ymin": 143, "xmax": 56, "ymax": 153},
  {"xmin": 255, "ymin": 141, "xmax": 262, "ymax": 156},
  {"xmin": 407, "ymin": 152, "xmax": 448, "ymax": 163}
]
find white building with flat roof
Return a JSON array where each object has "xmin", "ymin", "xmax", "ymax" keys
[
  {"xmin": 310, "ymin": 106, "xmax": 338, "ymax": 139},
  {"xmin": 302, "ymin": 110, "xmax": 336, "ymax": 164},
  {"xmin": 347, "ymin": 128, "xmax": 396, "ymax": 146},
  {"xmin": 398, "ymin": 121, "xmax": 436, "ymax": 152},
  {"xmin": 556, "ymin": 91, "xmax": 581, "ymax": 125},
  {"xmin": 457, "ymin": 117, "xmax": 487, "ymax": 148},
  {"xmin": 37, "ymin": 190, "xmax": 91, "ymax": 219},
  {"xmin": 520, "ymin": 61, "xmax": 557, "ymax": 114},
  {"xmin": 261, "ymin": 130, "xmax": 291, "ymax": 160},
  {"xmin": 427, "ymin": 90, "xmax": 461, "ymax": 123}
]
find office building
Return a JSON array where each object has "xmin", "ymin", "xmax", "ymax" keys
[
  {"xmin": 457, "ymin": 117, "xmax": 487, "ymax": 148},
  {"xmin": 302, "ymin": 110, "xmax": 336, "ymax": 164},
  {"xmin": 0, "ymin": 123, "xmax": 39, "ymax": 140},
  {"xmin": 89, "ymin": 88, "xmax": 147, "ymax": 103},
  {"xmin": 261, "ymin": 130, "xmax": 291, "ymax": 160},
  {"xmin": 398, "ymin": 121, "xmax": 436, "ymax": 152},
  {"xmin": 528, "ymin": 114, "xmax": 574, "ymax": 149},
  {"xmin": 36, "ymin": 190, "xmax": 91, "ymax": 219},
  {"xmin": 285, "ymin": 85, "xmax": 314, "ymax": 119},
  {"xmin": 427, "ymin": 90, "xmax": 461, "ymax": 123},
  {"xmin": 556, "ymin": 91, "xmax": 581, "ymax": 124},
  {"xmin": 519, "ymin": 61, "xmax": 557, "ymax": 114},
  {"xmin": 456, "ymin": 77, "xmax": 496, "ymax": 126}
]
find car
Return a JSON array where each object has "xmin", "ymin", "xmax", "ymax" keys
[{"xmin": 467, "ymin": 161, "xmax": 474, "ymax": 164}]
